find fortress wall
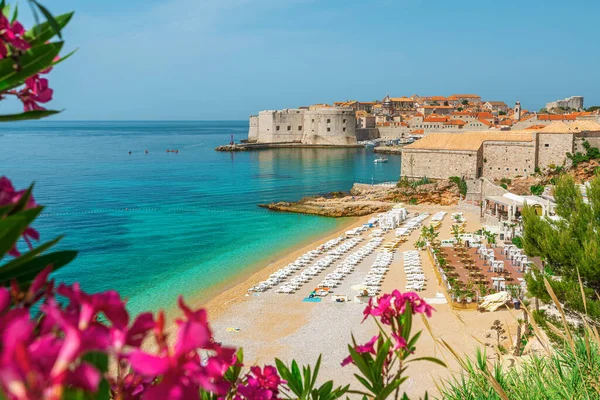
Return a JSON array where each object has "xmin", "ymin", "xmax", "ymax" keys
[
  {"xmin": 248, "ymin": 115, "xmax": 259, "ymax": 142},
  {"xmin": 356, "ymin": 128, "xmax": 380, "ymax": 141},
  {"xmin": 575, "ymin": 131, "xmax": 600, "ymax": 153},
  {"xmin": 537, "ymin": 133, "xmax": 574, "ymax": 169},
  {"xmin": 257, "ymin": 109, "xmax": 304, "ymax": 143},
  {"xmin": 482, "ymin": 141, "xmax": 535, "ymax": 180},
  {"xmin": 302, "ymin": 109, "xmax": 357, "ymax": 145},
  {"xmin": 400, "ymin": 149, "xmax": 480, "ymax": 179},
  {"xmin": 377, "ymin": 126, "xmax": 411, "ymax": 138}
]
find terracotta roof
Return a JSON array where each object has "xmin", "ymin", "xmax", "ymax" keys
[
  {"xmin": 445, "ymin": 120, "xmax": 467, "ymax": 126},
  {"xmin": 424, "ymin": 116, "xmax": 449, "ymax": 122},
  {"xmin": 403, "ymin": 132, "xmax": 533, "ymax": 151},
  {"xmin": 537, "ymin": 114, "xmax": 576, "ymax": 121},
  {"xmin": 486, "ymin": 101, "xmax": 508, "ymax": 106},
  {"xmin": 390, "ymin": 97, "xmax": 413, "ymax": 102},
  {"xmin": 452, "ymin": 111, "xmax": 476, "ymax": 116},
  {"xmin": 478, "ymin": 119, "xmax": 494, "ymax": 127},
  {"xmin": 525, "ymin": 124, "xmax": 546, "ymax": 130},
  {"xmin": 452, "ymin": 94, "xmax": 481, "ymax": 98},
  {"xmin": 500, "ymin": 119, "xmax": 513, "ymax": 126},
  {"xmin": 537, "ymin": 120, "xmax": 600, "ymax": 134},
  {"xmin": 420, "ymin": 105, "xmax": 454, "ymax": 109},
  {"xmin": 410, "ymin": 129, "xmax": 424, "ymax": 134},
  {"xmin": 476, "ymin": 112, "xmax": 495, "ymax": 119}
]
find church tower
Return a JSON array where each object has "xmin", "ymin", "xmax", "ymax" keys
[{"xmin": 513, "ymin": 101, "xmax": 522, "ymax": 121}]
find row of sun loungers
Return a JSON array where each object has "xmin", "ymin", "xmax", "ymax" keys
[
  {"xmin": 404, "ymin": 250, "xmax": 427, "ymax": 292},
  {"xmin": 362, "ymin": 250, "xmax": 394, "ymax": 296},
  {"xmin": 316, "ymin": 237, "xmax": 384, "ymax": 294},
  {"xmin": 247, "ymin": 236, "xmax": 348, "ymax": 293},
  {"xmin": 275, "ymin": 237, "xmax": 364, "ymax": 294}
]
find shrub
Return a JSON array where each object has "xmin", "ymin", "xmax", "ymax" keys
[
  {"xmin": 409, "ymin": 197, "xmax": 418, "ymax": 205},
  {"xmin": 511, "ymin": 235, "xmax": 523, "ymax": 248},
  {"xmin": 449, "ymin": 176, "xmax": 468, "ymax": 197},
  {"xmin": 530, "ymin": 184, "xmax": 544, "ymax": 196}
]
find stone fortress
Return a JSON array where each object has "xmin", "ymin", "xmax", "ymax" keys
[
  {"xmin": 248, "ymin": 108, "xmax": 358, "ymax": 146},
  {"xmin": 401, "ymin": 120, "xmax": 600, "ymax": 181},
  {"xmin": 545, "ymin": 96, "xmax": 584, "ymax": 112}
]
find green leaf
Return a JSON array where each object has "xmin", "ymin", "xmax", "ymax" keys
[
  {"xmin": 0, "ymin": 110, "xmax": 62, "ymax": 123},
  {"xmin": 32, "ymin": 1, "xmax": 63, "ymax": 39},
  {"xmin": 379, "ymin": 377, "xmax": 408, "ymax": 399},
  {"xmin": 310, "ymin": 354, "xmax": 321, "ymax": 391},
  {"xmin": 0, "ymin": 236, "xmax": 62, "ymax": 271},
  {"xmin": 51, "ymin": 47, "xmax": 77, "ymax": 68},
  {"xmin": 406, "ymin": 356, "xmax": 447, "ymax": 368},
  {"xmin": 0, "ymin": 250, "xmax": 77, "ymax": 286},
  {"xmin": 81, "ymin": 352, "xmax": 109, "ymax": 400},
  {"xmin": 25, "ymin": 12, "xmax": 73, "ymax": 46},
  {"xmin": 347, "ymin": 345, "xmax": 373, "ymax": 386},
  {"xmin": 10, "ymin": 184, "xmax": 34, "ymax": 214},
  {"xmin": 0, "ymin": 42, "xmax": 64, "ymax": 92},
  {"xmin": 0, "ymin": 207, "xmax": 43, "ymax": 259},
  {"xmin": 353, "ymin": 374, "xmax": 374, "ymax": 393},
  {"xmin": 10, "ymin": 2, "xmax": 17, "ymax": 23}
]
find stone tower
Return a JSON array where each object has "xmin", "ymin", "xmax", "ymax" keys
[{"xmin": 513, "ymin": 101, "xmax": 522, "ymax": 121}]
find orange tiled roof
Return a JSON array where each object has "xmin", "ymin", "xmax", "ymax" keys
[
  {"xmin": 420, "ymin": 105, "xmax": 454, "ymax": 109},
  {"xmin": 478, "ymin": 119, "xmax": 494, "ymax": 127},
  {"xmin": 410, "ymin": 129, "xmax": 424, "ymax": 134},
  {"xmin": 476, "ymin": 112, "xmax": 495, "ymax": 119},
  {"xmin": 452, "ymin": 111, "xmax": 476, "ymax": 116},
  {"xmin": 500, "ymin": 119, "xmax": 513, "ymax": 126},
  {"xmin": 486, "ymin": 101, "xmax": 508, "ymax": 106},
  {"xmin": 445, "ymin": 119, "xmax": 467, "ymax": 126},
  {"xmin": 538, "ymin": 114, "xmax": 577, "ymax": 121},
  {"xmin": 424, "ymin": 116, "xmax": 449, "ymax": 123},
  {"xmin": 390, "ymin": 97, "xmax": 413, "ymax": 102}
]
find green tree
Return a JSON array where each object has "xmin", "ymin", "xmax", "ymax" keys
[
  {"xmin": 523, "ymin": 174, "xmax": 600, "ymax": 318},
  {"xmin": 462, "ymin": 100, "xmax": 469, "ymax": 106}
]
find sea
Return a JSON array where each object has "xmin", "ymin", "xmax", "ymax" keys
[{"xmin": 0, "ymin": 121, "xmax": 402, "ymax": 315}]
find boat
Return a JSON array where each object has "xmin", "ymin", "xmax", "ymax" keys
[{"xmin": 373, "ymin": 157, "xmax": 388, "ymax": 164}]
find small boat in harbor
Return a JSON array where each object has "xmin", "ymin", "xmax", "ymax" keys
[{"xmin": 373, "ymin": 157, "xmax": 388, "ymax": 164}]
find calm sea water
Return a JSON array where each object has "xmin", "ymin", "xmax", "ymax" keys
[{"xmin": 0, "ymin": 121, "xmax": 401, "ymax": 314}]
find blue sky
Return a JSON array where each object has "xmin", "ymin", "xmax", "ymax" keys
[{"xmin": 9, "ymin": 0, "xmax": 600, "ymax": 120}]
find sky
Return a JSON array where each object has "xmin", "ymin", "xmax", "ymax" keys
[{"xmin": 7, "ymin": 0, "xmax": 600, "ymax": 120}]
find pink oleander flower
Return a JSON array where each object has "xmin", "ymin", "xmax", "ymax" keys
[
  {"xmin": 0, "ymin": 12, "xmax": 30, "ymax": 59},
  {"xmin": 341, "ymin": 335, "xmax": 378, "ymax": 367},
  {"xmin": 362, "ymin": 291, "xmax": 434, "ymax": 325},
  {"xmin": 391, "ymin": 332, "xmax": 408, "ymax": 352},
  {"xmin": 17, "ymin": 74, "xmax": 54, "ymax": 112},
  {"xmin": 0, "ymin": 176, "xmax": 39, "ymax": 257},
  {"xmin": 236, "ymin": 365, "xmax": 284, "ymax": 400},
  {"xmin": 128, "ymin": 297, "xmax": 236, "ymax": 400}
]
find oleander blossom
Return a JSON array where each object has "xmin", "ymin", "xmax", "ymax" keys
[
  {"xmin": 341, "ymin": 335, "xmax": 378, "ymax": 367},
  {"xmin": 127, "ymin": 296, "xmax": 236, "ymax": 399},
  {"xmin": 0, "ymin": 12, "xmax": 30, "ymax": 59},
  {"xmin": 362, "ymin": 290, "xmax": 434, "ymax": 325},
  {"xmin": 0, "ymin": 176, "xmax": 39, "ymax": 256},
  {"xmin": 236, "ymin": 365, "xmax": 284, "ymax": 400},
  {"xmin": 17, "ymin": 74, "xmax": 54, "ymax": 111}
]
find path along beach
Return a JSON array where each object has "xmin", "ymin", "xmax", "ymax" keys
[{"xmin": 181, "ymin": 205, "xmax": 520, "ymax": 397}]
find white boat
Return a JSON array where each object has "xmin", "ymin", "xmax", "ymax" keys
[{"xmin": 374, "ymin": 157, "xmax": 388, "ymax": 164}]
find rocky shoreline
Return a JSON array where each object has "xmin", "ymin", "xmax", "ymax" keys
[
  {"xmin": 259, "ymin": 180, "xmax": 461, "ymax": 217},
  {"xmin": 373, "ymin": 146, "xmax": 404, "ymax": 155}
]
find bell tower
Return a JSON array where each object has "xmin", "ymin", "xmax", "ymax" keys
[{"xmin": 513, "ymin": 101, "xmax": 522, "ymax": 121}]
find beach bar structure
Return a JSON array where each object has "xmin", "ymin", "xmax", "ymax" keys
[{"xmin": 484, "ymin": 193, "xmax": 555, "ymax": 223}]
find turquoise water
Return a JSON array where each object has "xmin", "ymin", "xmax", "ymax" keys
[{"xmin": 0, "ymin": 121, "xmax": 401, "ymax": 314}]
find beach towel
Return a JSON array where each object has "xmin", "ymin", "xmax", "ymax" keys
[{"xmin": 303, "ymin": 297, "xmax": 321, "ymax": 303}]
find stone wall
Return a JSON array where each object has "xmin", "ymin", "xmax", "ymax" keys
[
  {"xmin": 537, "ymin": 133, "xmax": 574, "ymax": 169},
  {"xmin": 356, "ymin": 128, "xmax": 380, "ymax": 141},
  {"xmin": 248, "ymin": 115, "xmax": 259, "ymax": 142},
  {"xmin": 545, "ymin": 96, "xmax": 584, "ymax": 111},
  {"xmin": 302, "ymin": 109, "xmax": 357, "ymax": 145},
  {"xmin": 400, "ymin": 149, "xmax": 480, "ymax": 179},
  {"xmin": 575, "ymin": 131, "xmax": 600, "ymax": 152},
  {"xmin": 252, "ymin": 108, "xmax": 357, "ymax": 145},
  {"xmin": 377, "ymin": 126, "xmax": 411, "ymax": 138},
  {"xmin": 482, "ymin": 141, "xmax": 536, "ymax": 180},
  {"xmin": 257, "ymin": 109, "xmax": 304, "ymax": 143}
]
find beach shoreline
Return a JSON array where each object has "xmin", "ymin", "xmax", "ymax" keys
[{"xmin": 166, "ymin": 215, "xmax": 370, "ymax": 321}]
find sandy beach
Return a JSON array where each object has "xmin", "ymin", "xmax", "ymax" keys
[{"xmin": 187, "ymin": 205, "xmax": 519, "ymax": 397}]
